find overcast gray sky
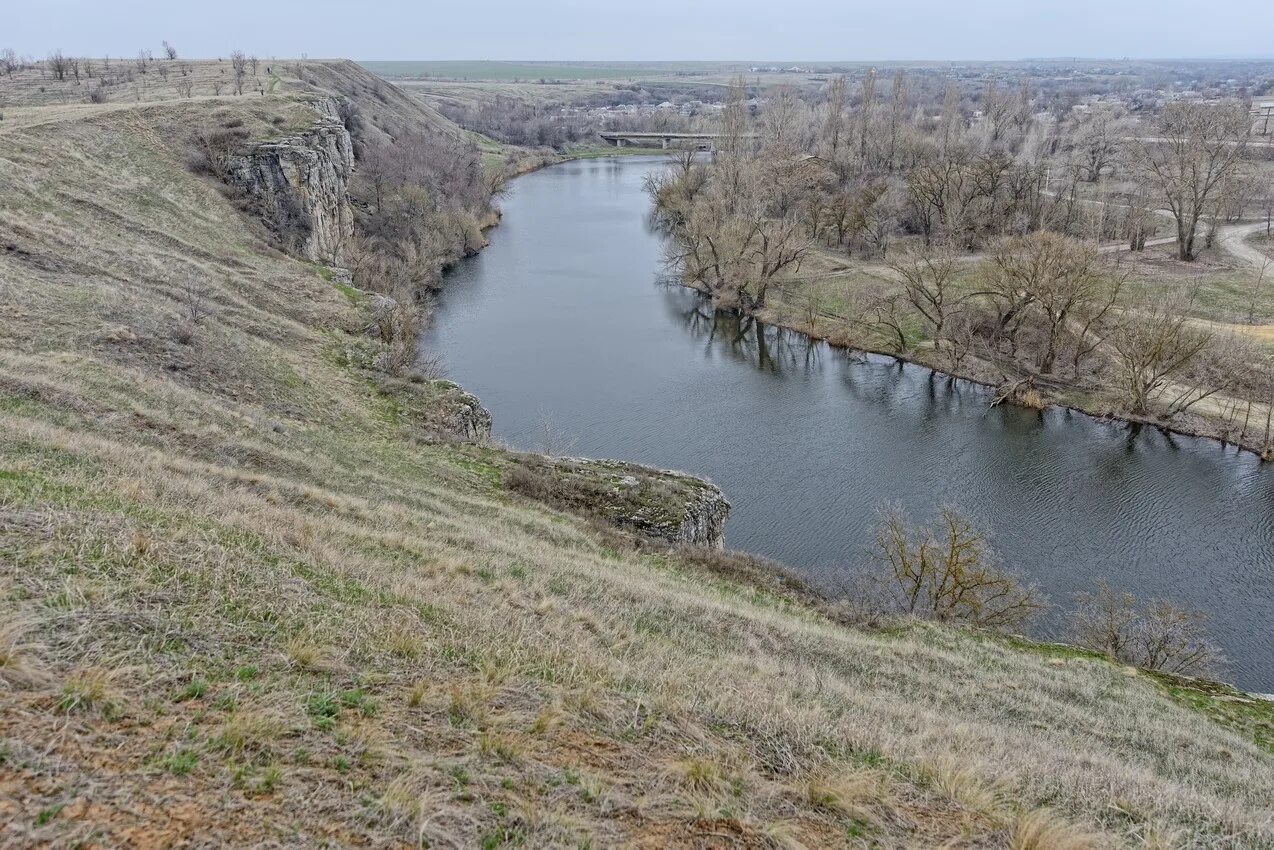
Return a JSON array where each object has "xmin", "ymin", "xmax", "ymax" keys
[{"xmin": 9, "ymin": 0, "xmax": 1273, "ymax": 61}]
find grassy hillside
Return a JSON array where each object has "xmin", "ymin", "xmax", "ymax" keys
[{"xmin": 1, "ymin": 62, "xmax": 1273, "ymax": 848}]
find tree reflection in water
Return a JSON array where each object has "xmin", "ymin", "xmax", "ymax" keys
[{"xmin": 661, "ymin": 283, "xmax": 822, "ymax": 374}]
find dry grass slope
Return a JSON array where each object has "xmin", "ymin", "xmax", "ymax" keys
[{"xmin": 1, "ymin": 62, "xmax": 1272, "ymax": 848}]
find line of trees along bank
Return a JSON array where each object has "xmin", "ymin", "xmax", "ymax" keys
[
  {"xmin": 341, "ymin": 105, "xmax": 509, "ymax": 373},
  {"xmin": 649, "ymin": 76, "xmax": 1274, "ymax": 454}
]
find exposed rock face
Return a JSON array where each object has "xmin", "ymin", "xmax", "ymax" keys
[
  {"xmin": 225, "ymin": 98, "xmax": 354, "ymax": 264},
  {"xmin": 425, "ymin": 381, "xmax": 493, "ymax": 442},
  {"xmin": 372, "ymin": 376, "xmax": 492, "ymax": 443},
  {"xmin": 504, "ymin": 456, "xmax": 730, "ymax": 548},
  {"xmin": 671, "ymin": 480, "xmax": 731, "ymax": 548}
]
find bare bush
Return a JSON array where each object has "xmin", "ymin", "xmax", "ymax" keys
[
  {"xmin": 369, "ymin": 295, "xmax": 420, "ymax": 376},
  {"xmin": 185, "ymin": 125, "xmax": 248, "ymax": 180},
  {"xmin": 1070, "ymin": 581, "xmax": 1224, "ymax": 676},
  {"xmin": 162, "ymin": 41, "xmax": 178, "ymax": 61},
  {"xmin": 861, "ymin": 506, "xmax": 1045, "ymax": 630},
  {"xmin": 179, "ymin": 280, "xmax": 212, "ymax": 325}
]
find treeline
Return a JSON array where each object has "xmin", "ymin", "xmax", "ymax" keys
[
  {"xmin": 651, "ymin": 75, "xmax": 1274, "ymax": 452},
  {"xmin": 437, "ymin": 96, "xmax": 593, "ymax": 150}
]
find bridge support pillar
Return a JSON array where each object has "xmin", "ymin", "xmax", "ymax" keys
[
  {"xmin": 661, "ymin": 138, "xmax": 669, "ymax": 149},
  {"xmin": 615, "ymin": 138, "xmax": 625, "ymax": 148}
]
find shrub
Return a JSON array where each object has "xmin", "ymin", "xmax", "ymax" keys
[
  {"xmin": 1070, "ymin": 581, "xmax": 1224, "ymax": 676},
  {"xmin": 185, "ymin": 125, "xmax": 248, "ymax": 179},
  {"xmin": 859, "ymin": 505, "xmax": 1045, "ymax": 631}
]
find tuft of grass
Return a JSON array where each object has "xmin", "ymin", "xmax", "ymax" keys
[
  {"xmin": 477, "ymin": 729, "xmax": 523, "ymax": 763},
  {"xmin": 676, "ymin": 757, "xmax": 730, "ymax": 796},
  {"xmin": 174, "ymin": 678, "xmax": 208, "ymax": 702},
  {"xmin": 0, "ymin": 616, "xmax": 50, "ymax": 689},
  {"xmin": 306, "ymin": 690, "xmax": 341, "ymax": 729},
  {"xmin": 447, "ymin": 686, "xmax": 487, "ymax": 728},
  {"xmin": 56, "ymin": 668, "xmax": 118, "ymax": 717},
  {"xmin": 407, "ymin": 679, "xmax": 428, "ymax": 708},
  {"xmin": 383, "ymin": 627, "xmax": 424, "ymax": 659},
  {"xmin": 925, "ymin": 758, "xmax": 1005, "ymax": 817},
  {"xmin": 803, "ymin": 770, "xmax": 887, "ymax": 826},
  {"xmin": 339, "ymin": 688, "xmax": 378, "ymax": 717},
  {"xmin": 159, "ymin": 748, "xmax": 199, "ymax": 776},
  {"xmin": 214, "ymin": 711, "xmax": 285, "ymax": 759},
  {"xmin": 1010, "ymin": 808, "xmax": 1101, "ymax": 850},
  {"xmin": 284, "ymin": 637, "xmax": 330, "ymax": 672}
]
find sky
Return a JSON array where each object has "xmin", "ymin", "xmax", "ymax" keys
[{"xmin": 8, "ymin": 0, "xmax": 1273, "ymax": 62}]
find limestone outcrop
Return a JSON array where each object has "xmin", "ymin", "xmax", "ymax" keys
[
  {"xmin": 225, "ymin": 98, "xmax": 354, "ymax": 264},
  {"xmin": 504, "ymin": 456, "xmax": 730, "ymax": 548}
]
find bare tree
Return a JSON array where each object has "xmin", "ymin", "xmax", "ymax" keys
[
  {"xmin": 47, "ymin": 50, "xmax": 68, "ymax": 81},
  {"xmin": 858, "ymin": 69, "xmax": 877, "ymax": 167},
  {"xmin": 1072, "ymin": 106, "xmax": 1126, "ymax": 182},
  {"xmin": 230, "ymin": 51, "xmax": 248, "ymax": 95},
  {"xmin": 887, "ymin": 240, "xmax": 963, "ymax": 349},
  {"xmin": 820, "ymin": 75, "xmax": 848, "ymax": 169},
  {"xmin": 982, "ymin": 233, "xmax": 1105, "ymax": 373},
  {"xmin": 1248, "ymin": 258, "xmax": 1271, "ymax": 324},
  {"xmin": 1, "ymin": 48, "xmax": 17, "ymax": 76},
  {"xmin": 1128, "ymin": 101, "xmax": 1250, "ymax": 261},
  {"xmin": 760, "ymin": 84, "xmax": 803, "ymax": 150},
  {"xmin": 1109, "ymin": 296, "xmax": 1212, "ymax": 415},
  {"xmin": 939, "ymin": 80, "xmax": 962, "ymax": 153},
  {"xmin": 885, "ymin": 70, "xmax": 909, "ymax": 170},
  {"xmin": 162, "ymin": 40, "xmax": 178, "ymax": 61}
]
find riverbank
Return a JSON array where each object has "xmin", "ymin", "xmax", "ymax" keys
[
  {"xmin": 755, "ymin": 280, "xmax": 1274, "ymax": 460},
  {"xmin": 746, "ymin": 280, "xmax": 1273, "ymax": 458}
]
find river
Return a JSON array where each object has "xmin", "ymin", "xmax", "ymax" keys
[{"xmin": 423, "ymin": 155, "xmax": 1274, "ymax": 691}]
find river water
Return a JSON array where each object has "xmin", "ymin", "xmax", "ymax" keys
[{"xmin": 424, "ymin": 155, "xmax": 1274, "ymax": 691}]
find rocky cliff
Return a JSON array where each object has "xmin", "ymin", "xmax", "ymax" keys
[{"xmin": 225, "ymin": 97, "xmax": 355, "ymax": 264}]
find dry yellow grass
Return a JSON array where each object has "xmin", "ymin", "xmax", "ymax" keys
[{"xmin": 0, "ymin": 62, "xmax": 1272, "ymax": 847}]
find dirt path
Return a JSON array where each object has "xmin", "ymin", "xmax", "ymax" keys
[{"xmin": 1218, "ymin": 221, "xmax": 1272, "ymax": 271}]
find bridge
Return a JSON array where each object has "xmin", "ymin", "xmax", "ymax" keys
[{"xmin": 598, "ymin": 132, "xmax": 728, "ymax": 151}]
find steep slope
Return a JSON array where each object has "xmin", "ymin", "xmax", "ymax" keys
[{"xmin": 1, "ymin": 63, "xmax": 1272, "ymax": 848}]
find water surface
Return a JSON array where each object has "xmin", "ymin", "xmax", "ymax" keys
[{"xmin": 424, "ymin": 156, "xmax": 1274, "ymax": 690}]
